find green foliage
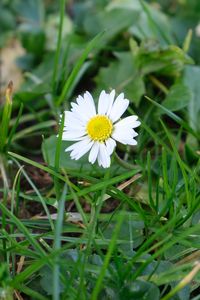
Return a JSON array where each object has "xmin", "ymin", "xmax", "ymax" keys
[
  {"xmin": 0, "ymin": 264, "xmax": 13, "ymax": 300},
  {"xmin": 184, "ymin": 66, "xmax": 200, "ymax": 133},
  {"xmin": 1, "ymin": 0, "xmax": 200, "ymax": 299},
  {"xmin": 0, "ymin": 83, "xmax": 13, "ymax": 153},
  {"xmin": 15, "ymin": 0, "xmax": 45, "ymax": 54},
  {"xmin": 162, "ymin": 83, "xmax": 191, "ymax": 112},
  {"xmin": 95, "ymin": 52, "xmax": 145, "ymax": 106}
]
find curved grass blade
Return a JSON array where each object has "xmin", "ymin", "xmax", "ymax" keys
[
  {"xmin": 145, "ymin": 95, "xmax": 199, "ymax": 139},
  {"xmin": 0, "ymin": 201, "xmax": 46, "ymax": 257}
]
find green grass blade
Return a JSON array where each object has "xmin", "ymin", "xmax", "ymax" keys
[
  {"xmin": 17, "ymin": 285, "xmax": 49, "ymax": 300},
  {"xmin": 8, "ymin": 151, "xmax": 66, "ymax": 181},
  {"xmin": 145, "ymin": 95, "xmax": 199, "ymax": 139},
  {"xmin": 160, "ymin": 119, "xmax": 190, "ymax": 211},
  {"xmin": 13, "ymin": 158, "xmax": 54, "ymax": 231},
  {"xmin": 0, "ymin": 83, "xmax": 13, "ymax": 151},
  {"xmin": 56, "ymin": 32, "xmax": 104, "ymax": 106},
  {"xmin": 8, "ymin": 151, "xmax": 141, "ymax": 199},
  {"xmin": 52, "ymin": 0, "xmax": 66, "ymax": 94},
  {"xmin": 12, "ymin": 120, "xmax": 56, "ymax": 141},
  {"xmin": 0, "ymin": 201, "xmax": 46, "ymax": 257},
  {"xmin": 53, "ymin": 184, "xmax": 67, "ymax": 300},
  {"xmin": 54, "ymin": 112, "xmax": 65, "ymax": 199},
  {"xmin": 6, "ymin": 102, "xmax": 23, "ymax": 150},
  {"xmin": 140, "ymin": 0, "xmax": 172, "ymax": 44},
  {"xmin": 91, "ymin": 213, "xmax": 124, "ymax": 299}
]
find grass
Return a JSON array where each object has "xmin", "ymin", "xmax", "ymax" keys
[{"xmin": 0, "ymin": 0, "xmax": 200, "ymax": 299}]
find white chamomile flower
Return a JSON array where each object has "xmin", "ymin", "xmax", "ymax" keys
[{"xmin": 62, "ymin": 90, "xmax": 140, "ymax": 168}]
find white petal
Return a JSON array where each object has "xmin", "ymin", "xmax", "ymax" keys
[
  {"xmin": 65, "ymin": 123, "xmax": 85, "ymax": 131},
  {"xmin": 71, "ymin": 101, "xmax": 92, "ymax": 122},
  {"xmin": 114, "ymin": 135, "xmax": 137, "ymax": 145},
  {"xmin": 113, "ymin": 127, "xmax": 138, "ymax": 138},
  {"xmin": 64, "ymin": 112, "xmax": 86, "ymax": 131},
  {"xmin": 65, "ymin": 137, "xmax": 93, "ymax": 160},
  {"xmin": 106, "ymin": 90, "xmax": 116, "ymax": 116},
  {"xmin": 112, "ymin": 128, "xmax": 128, "ymax": 141},
  {"xmin": 97, "ymin": 143, "xmax": 111, "ymax": 168},
  {"xmin": 63, "ymin": 137, "xmax": 85, "ymax": 142},
  {"xmin": 63, "ymin": 111, "xmax": 87, "ymax": 138},
  {"xmin": 71, "ymin": 92, "xmax": 96, "ymax": 121},
  {"xmin": 84, "ymin": 91, "xmax": 96, "ymax": 116},
  {"xmin": 105, "ymin": 138, "xmax": 116, "ymax": 155},
  {"xmin": 76, "ymin": 95, "xmax": 84, "ymax": 105},
  {"xmin": 65, "ymin": 137, "xmax": 89, "ymax": 152},
  {"xmin": 88, "ymin": 142, "xmax": 100, "ymax": 164},
  {"xmin": 108, "ymin": 93, "xmax": 129, "ymax": 122},
  {"xmin": 62, "ymin": 129, "xmax": 86, "ymax": 141},
  {"xmin": 112, "ymin": 135, "xmax": 137, "ymax": 145},
  {"xmin": 114, "ymin": 115, "xmax": 140, "ymax": 129},
  {"xmin": 131, "ymin": 130, "xmax": 138, "ymax": 138},
  {"xmin": 97, "ymin": 151, "xmax": 102, "ymax": 167},
  {"xmin": 98, "ymin": 90, "xmax": 110, "ymax": 115},
  {"xmin": 127, "ymin": 139, "xmax": 137, "ymax": 145},
  {"xmin": 112, "ymin": 127, "xmax": 138, "ymax": 145},
  {"xmin": 64, "ymin": 111, "xmax": 85, "ymax": 126},
  {"xmin": 71, "ymin": 141, "xmax": 94, "ymax": 160}
]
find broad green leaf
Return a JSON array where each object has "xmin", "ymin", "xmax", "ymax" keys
[
  {"xmin": 184, "ymin": 134, "xmax": 199, "ymax": 164},
  {"xmin": 14, "ymin": 0, "xmax": 45, "ymax": 59},
  {"xmin": 170, "ymin": 283, "xmax": 190, "ymax": 300},
  {"xmin": 19, "ymin": 29, "xmax": 46, "ymax": 57},
  {"xmin": 162, "ymin": 83, "xmax": 191, "ymax": 112},
  {"xmin": 120, "ymin": 280, "xmax": 160, "ymax": 300},
  {"xmin": 83, "ymin": 8, "xmax": 140, "ymax": 43},
  {"xmin": 42, "ymin": 135, "xmax": 126, "ymax": 177},
  {"xmin": 40, "ymin": 266, "xmax": 64, "ymax": 296},
  {"xmin": 143, "ymin": 260, "xmax": 174, "ymax": 277},
  {"xmin": 108, "ymin": 0, "xmax": 173, "ymax": 45},
  {"xmin": 102, "ymin": 212, "xmax": 144, "ymax": 256},
  {"xmin": 183, "ymin": 65, "xmax": 200, "ymax": 133},
  {"xmin": 0, "ymin": 7, "xmax": 16, "ymax": 31},
  {"xmin": 13, "ymin": 0, "xmax": 44, "ymax": 25},
  {"xmin": 95, "ymin": 52, "xmax": 145, "ymax": 106},
  {"xmin": 136, "ymin": 42, "xmax": 193, "ymax": 77}
]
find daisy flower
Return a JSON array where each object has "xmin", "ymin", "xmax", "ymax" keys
[{"xmin": 62, "ymin": 90, "xmax": 140, "ymax": 168}]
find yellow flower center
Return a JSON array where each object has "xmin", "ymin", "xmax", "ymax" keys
[{"xmin": 86, "ymin": 115, "xmax": 113, "ymax": 142}]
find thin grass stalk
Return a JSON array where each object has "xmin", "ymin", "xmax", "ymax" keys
[
  {"xmin": 53, "ymin": 184, "xmax": 67, "ymax": 300},
  {"xmin": 52, "ymin": 0, "xmax": 66, "ymax": 94}
]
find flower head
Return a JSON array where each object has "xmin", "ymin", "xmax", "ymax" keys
[{"xmin": 62, "ymin": 90, "xmax": 140, "ymax": 168}]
